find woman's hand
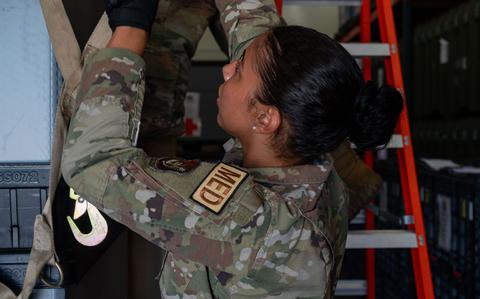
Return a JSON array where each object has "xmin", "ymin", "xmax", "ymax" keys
[
  {"xmin": 103, "ymin": 0, "xmax": 160, "ymax": 55},
  {"xmin": 107, "ymin": 27, "xmax": 149, "ymax": 55},
  {"xmin": 103, "ymin": 0, "xmax": 159, "ymax": 33}
]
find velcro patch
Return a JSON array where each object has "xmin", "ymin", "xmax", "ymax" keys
[
  {"xmin": 191, "ymin": 163, "xmax": 248, "ymax": 214},
  {"xmin": 151, "ymin": 157, "xmax": 200, "ymax": 173}
]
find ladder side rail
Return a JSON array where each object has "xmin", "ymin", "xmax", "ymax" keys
[
  {"xmin": 377, "ymin": 0, "xmax": 432, "ymax": 295},
  {"xmin": 360, "ymin": 1, "xmax": 375, "ymax": 299},
  {"xmin": 275, "ymin": 0, "xmax": 282, "ymax": 16},
  {"xmin": 376, "ymin": 0, "xmax": 417, "ymax": 284},
  {"xmin": 375, "ymin": 0, "xmax": 434, "ymax": 298},
  {"xmin": 363, "ymin": 153, "xmax": 376, "ymax": 299}
]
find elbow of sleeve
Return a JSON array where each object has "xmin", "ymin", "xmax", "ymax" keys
[
  {"xmin": 61, "ymin": 149, "xmax": 76, "ymax": 187},
  {"xmin": 61, "ymin": 160, "xmax": 71, "ymax": 186}
]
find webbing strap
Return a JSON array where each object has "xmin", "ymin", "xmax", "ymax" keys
[
  {"xmin": 40, "ymin": 0, "xmax": 81, "ymax": 80},
  {"xmin": 60, "ymin": 13, "xmax": 111, "ymax": 119},
  {"xmin": 0, "ymin": 1, "xmax": 111, "ymax": 298}
]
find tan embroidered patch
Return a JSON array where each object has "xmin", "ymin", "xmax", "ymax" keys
[{"xmin": 191, "ymin": 163, "xmax": 248, "ymax": 214}]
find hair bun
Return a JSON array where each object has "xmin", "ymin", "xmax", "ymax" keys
[{"xmin": 349, "ymin": 81, "xmax": 404, "ymax": 150}]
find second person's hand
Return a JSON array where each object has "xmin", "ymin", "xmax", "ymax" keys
[{"xmin": 103, "ymin": 0, "xmax": 159, "ymax": 33}]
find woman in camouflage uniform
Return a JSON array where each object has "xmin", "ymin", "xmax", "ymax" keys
[{"xmin": 62, "ymin": 3, "xmax": 403, "ymax": 297}]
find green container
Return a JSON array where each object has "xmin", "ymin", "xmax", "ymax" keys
[
  {"xmin": 440, "ymin": 10, "xmax": 457, "ymax": 118},
  {"xmin": 446, "ymin": 5, "xmax": 468, "ymax": 118},
  {"xmin": 429, "ymin": 15, "xmax": 448, "ymax": 118},
  {"xmin": 413, "ymin": 4, "xmax": 475, "ymax": 120},
  {"xmin": 428, "ymin": 18, "xmax": 440, "ymax": 118},
  {"xmin": 451, "ymin": 4, "xmax": 470, "ymax": 116},
  {"xmin": 414, "ymin": 24, "xmax": 427, "ymax": 120},
  {"xmin": 469, "ymin": 1, "xmax": 480, "ymax": 114}
]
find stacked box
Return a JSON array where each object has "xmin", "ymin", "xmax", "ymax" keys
[
  {"xmin": 0, "ymin": 253, "xmax": 62, "ymax": 293},
  {"xmin": 412, "ymin": 0, "xmax": 480, "ymax": 159},
  {"xmin": 373, "ymin": 158, "xmax": 480, "ymax": 298},
  {"xmin": 0, "ymin": 165, "xmax": 49, "ymax": 249},
  {"xmin": 413, "ymin": 1, "xmax": 480, "ymax": 120},
  {"xmin": 374, "ymin": 160, "xmax": 416, "ymax": 299},
  {"xmin": 412, "ymin": 118, "xmax": 480, "ymax": 162},
  {"xmin": 474, "ymin": 174, "xmax": 480, "ymax": 298},
  {"xmin": 0, "ymin": 164, "xmax": 62, "ymax": 294},
  {"xmin": 418, "ymin": 166, "xmax": 477, "ymax": 298},
  {"xmin": 470, "ymin": 1, "xmax": 480, "ymax": 114}
]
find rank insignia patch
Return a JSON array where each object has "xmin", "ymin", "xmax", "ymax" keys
[
  {"xmin": 151, "ymin": 157, "xmax": 200, "ymax": 173},
  {"xmin": 191, "ymin": 163, "xmax": 248, "ymax": 214}
]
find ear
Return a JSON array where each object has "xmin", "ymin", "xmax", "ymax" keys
[{"xmin": 254, "ymin": 106, "xmax": 281, "ymax": 134}]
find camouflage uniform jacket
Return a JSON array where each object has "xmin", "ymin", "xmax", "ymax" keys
[{"xmin": 62, "ymin": 48, "xmax": 348, "ymax": 298}]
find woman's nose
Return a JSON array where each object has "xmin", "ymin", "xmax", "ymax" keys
[{"xmin": 222, "ymin": 61, "xmax": 236, "ymax": 82}]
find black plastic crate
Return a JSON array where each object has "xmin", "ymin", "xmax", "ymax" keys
[
  {"xmin": 0, "ymin": 252, "xmax": 62, "ymax": 292},
  {"xmin": 374, "ymin": 159, "xmax": 480, "ymax": 299},
  {"xmin": 0, "ymin": 164, "xmax": 49, "ymax": 249},
  {"xmin": 375, "ymin": 248, "xmax": 416, "ymax": 299}
]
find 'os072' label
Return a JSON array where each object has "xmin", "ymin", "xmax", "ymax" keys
[{"xmin": 0, "ymin": 166, "xmax": 49, "ymax": 187}]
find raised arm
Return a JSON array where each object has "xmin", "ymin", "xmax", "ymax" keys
[
  {"xmin": 215, "ymin": 0, "xmax": 285, "ymax": 60},
  {"xmin": 61, "ymin": 21, "xmax": 271, "ymax": 273}
]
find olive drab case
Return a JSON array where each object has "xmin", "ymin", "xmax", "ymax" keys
[{"xmin": 0, "ymin": 0, "xmax": 122, "ymax": 298}]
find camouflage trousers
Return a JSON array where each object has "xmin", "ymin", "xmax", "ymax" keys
[{"xmin": 140, "ymin": 0, "xmax": 217, "ymax": 141}]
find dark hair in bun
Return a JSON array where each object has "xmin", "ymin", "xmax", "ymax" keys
[
  {"xmin": 255, "ymin": 25, "xmax": 403, "ymax": 162},
  {"xmin": 349, "ymin": 81, "xmax": 404, "ymax": 150}
]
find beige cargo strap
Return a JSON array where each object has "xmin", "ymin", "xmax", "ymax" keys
[{"xmin": 0, "ymin": 0, "xmax": 111, "ymax": 298}]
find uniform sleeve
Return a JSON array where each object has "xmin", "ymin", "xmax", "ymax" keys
[
  {"xmin": 61, "ymin": 48, "xmax": 271, "ymax": 272},
  {"xmin": 215, "ymin": 0, "xmax": 286, "ymax": 61},
  {"xmin": 329, "ymin": 141, "xmax": 382, "ymax": 220}
]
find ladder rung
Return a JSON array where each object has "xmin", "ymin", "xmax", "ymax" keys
[
  {"xmin": 350, "ymin": 134, "xmax": 404, "ymax": 149},
  {"xmin": 346, "ymin": 230, "xmax": 418, "ymax": 249},
  {"xmin": 386, "ymin": 134, "xmax": 404, "ymax": 148},
  {"xmin": 341, "ymin": 43, "xmax": 391, "ymax": 57},
  {"xmin": 283, "ymin": 0, "xmax": 361, "ymax": 5},
  {"xmin": 335, "ymin": 279, "xmax": 367, "ymax": 296},
  {"xmin": 350, "ymin": 209, "xmax": 365, "ymax": 224}
]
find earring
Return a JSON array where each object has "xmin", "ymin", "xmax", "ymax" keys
[{"xmin": 252, "ymin": 125, "xmax": 257, "ymax": 131}]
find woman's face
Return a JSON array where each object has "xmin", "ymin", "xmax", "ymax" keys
[{"xmin": 216, "ymin": 37, "xmax": 264, "ymax": 138}]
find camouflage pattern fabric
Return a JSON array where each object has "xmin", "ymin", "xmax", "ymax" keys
[
  {"xmin": 62, "ymin": 48, "xmax": 348, "ymax": 298},
  {"xmin": 214, "ymin": 0, "xmax": 286, "ymax": 61},
  {"xmin": 140, "ymin": 0, "xmax": 284, "ymax": 140},
  {"xmin": 142, "ymin": 0, "xmax": 378, "ymax": 220},
  {"xmin": 223, "ymin": 138, "xmax": 382, "ymax": 221},
  {"xmin": 140, "ymin": 0, "xmax": 216, "ymax": 139},
  {"xmin": 330, "ymin": 141, "xmax": 382, "ymax": 220}
]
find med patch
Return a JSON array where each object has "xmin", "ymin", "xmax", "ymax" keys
[
  {"xmin": 191, "ymin": 163, "xmax": 248, "ymax": 214},
  {"xmin": 151, "ymin": 157, "xmax": 200, "ymax": 173}
]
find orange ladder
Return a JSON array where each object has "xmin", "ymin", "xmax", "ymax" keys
[
  {"xmin": 274, "ymin": 0, "xmax": 435, "ymax": 298},
  {"xmin": 340, "ymin": 0, "xmax": 435, "ymax": 298}
]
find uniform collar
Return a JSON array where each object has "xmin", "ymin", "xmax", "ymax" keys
[
  {"xmin": 248, "ymin": 160, "xmax": 332, "ymax": 185},
  {"xmin": 222, "ymin": 138, "xmax": 333, "ymax": 185}
]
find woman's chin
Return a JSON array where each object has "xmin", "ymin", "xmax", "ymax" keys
[{"xmin": 217, "ymin": 117, "xmax": 235, "ymax": 137}]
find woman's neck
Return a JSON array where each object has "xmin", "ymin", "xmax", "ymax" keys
[{"xmin": 240, "ymin": 137, "xmax": 298, "ymax": 168}]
